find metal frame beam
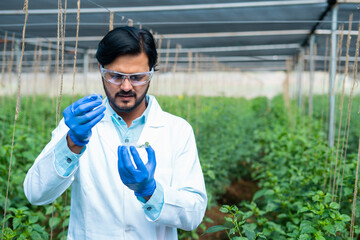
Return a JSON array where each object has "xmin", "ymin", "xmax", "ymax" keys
[
  {"xmin": 24, "ymin": 30, "xmax": 310, "ymax": 42},
  {"xmin": 86, "ymin": 44, "xmax": 301, "ymax": 55},
  {"xmin": 336, "ymin": 0, "xmax": 360, "ymax": 3},
  {"xmin": 0, "ymin": 1, "xmax": 327, "ymax": 15},
  {"xmin": 316, "ymin": 29, "xmax": 360, "ymax": 35}
]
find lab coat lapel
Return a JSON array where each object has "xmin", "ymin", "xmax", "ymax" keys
[
  {"xmin": 137, "ymin": 96, "xmax": 166, "ymax": 146},
  {"xmin": 95, "ymin": 96, "xmax": 165, "ymax": 154},
  {"xmin": 96, "ymin": 105, "xmax": 122, "ymax": 157}
]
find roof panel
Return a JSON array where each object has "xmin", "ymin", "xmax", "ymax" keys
[{"xmin": 1, "ymin": 1, "xmax": 358, "ymax": 71}]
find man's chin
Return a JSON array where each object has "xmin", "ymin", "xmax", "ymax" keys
[{"xmin": 116, "ymin": 104, "xmax": 135, "ymax": 112}]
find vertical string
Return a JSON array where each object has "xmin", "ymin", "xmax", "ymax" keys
[
  {"xmin": 171, "ymin": 44, "xmax": 180, "ymax": 95},
  {"xmin": 195, "ymin": 52, "xmax": 199, "ymax": 138},
  {"xmin": 333, "ymin": 14, "xmax": 352, "ymax": 201},
  {"xmin": 187, "ymin": 51, "xmax": 192, "ymax": 122},
  {"xmin": 1, "ymin": 31, "xmax": 7, "ymax": 87},
  {"xmin": 56, "ymin": 0, "xmax": 67, "ymax": 124},
  {"xmin": 109, "ymin": 11, "xmax": 114, "ymax": 31},
  {"xmin": 322, "ymin": 36, "xmax": 331, "ymax": 192},
  {"xmin": 350, "ymin": 138, "xmax": 360, "ymax": 239},
  {"xmin": 164, "ymin": 39, "xmax": 171, "ymax": 73},
  {"xmin": 72, "ymin": 0, "xmax": 81, "ymax": 100},
  {"xmin": 155, "ymin": 34, "xmax": 162, "ymax": 94},
  {"xmin": 7, "ymin": 33, "xmax": 15, "ymax": 91},
  {"xmin": 328, "ymin": 25, "xmax": 344, "ymax": 194},
  {"xmin": 1, "ymin": 0, "xmax": 28, "ymax": 238},
  {"xmin": 128, "ymin": 19, "xmax": 133, "ymax": 27},
  {"xmin": 32, "ymin": 40, "xmax": 40, "ymax": 102},
  {"xmin": 172, "ymin": 44, "xmax": 180, "ymax": 73},
  {"xmin": 51, "ymin": 0, "xmax": 63, "ymax": 238},
  {"xmin": 55, "ymin": 0, "xmax": 61, "ymax": 126},
  {"xmin": 339, "ymin": 22, "xmax": 360, "ymax": 206},
  {"xmin": 320, "ymin": 36, "xmax": 329, "ymax": 133},
  {"xmin": 56, "ymin": 1, "xmax": 67, "ymax": 238},
  {"xmin": 46, "ymin": 41, "xmax": 53, "ymax": 97}
]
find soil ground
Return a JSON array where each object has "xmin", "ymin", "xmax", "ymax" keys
[{"xmin": 198, "ymin": 179, "xmax": 259, "ymax": 240}]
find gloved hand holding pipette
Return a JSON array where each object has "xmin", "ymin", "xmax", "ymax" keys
[{"xmin": 63, "ymin": 93, "xmax": 106, "ymax": 146}]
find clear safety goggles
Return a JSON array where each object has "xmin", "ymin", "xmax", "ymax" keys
[{"xmin": 100, "ymin": 65, "xmax": 154, "ymax": 86}]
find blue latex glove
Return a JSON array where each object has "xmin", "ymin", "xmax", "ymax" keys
[
  {"xmin": 117, "ymin": 145, "xmax": 157, "ymax": 197},
  {"xmin": 63, "ymin": 94, "xmax": 106, "ymax": 146}
]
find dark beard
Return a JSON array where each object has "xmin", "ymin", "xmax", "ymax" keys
[{"xmin": 103, "ymin": 81, "xmax": 149, "ymax": 113}]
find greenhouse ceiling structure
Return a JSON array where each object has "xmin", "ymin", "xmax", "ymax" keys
[{"xmin": 0, "ymin": 0, "xmax": 360, "ymax": 72}]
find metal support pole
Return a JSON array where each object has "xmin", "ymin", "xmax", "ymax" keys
[
  {"xmin": 83, "ymin": 50, "xmax": 89, "ymax": 94},
  {"xmin": 309, "ymin": 35, "xmax": 315, "ymax": 117},
  {"xmin": 329, "ymin": 4, "xmax": 338, "ymax": 148},
  {"xmin": 298, "ymin": 49, "xmax": 304, "ymax": 109}
]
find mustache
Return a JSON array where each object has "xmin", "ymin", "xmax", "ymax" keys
[{"xmin": 116, "ymin": 91, "xmax": 136, "ymax": 97}]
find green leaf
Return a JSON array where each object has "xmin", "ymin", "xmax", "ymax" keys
[
  {"xmin": 298, "ymin": 207, "xmax": 309, "ymax": 213},
  {"xmin": 207, "ymin": 170, "xmax": 216, "ymax": 179},
  {"xmin": 334, "ymin": 221, "xmax": 346, "ymax": 231},
  {"xmin": 299, "ymin": 234, "xmax": 312, "ymax": 240},
  {"xmin": 244, "ymin": 228, "xmax": 256, "ymax": 240},
  {"xmin": 243, "ymin": 211, "xmax": 253, "ymax": 220},
  {"xmin": 323, "ymin": 224, "xmax": 336, "ymax": 235},
  {"xmin": 45, "ymin": 206, "xmax": 54, "ymax": 215},
  {"xmin": 265, "ymin": 202, "xmax": 277, "ymax": 212},
  {"xmin": 264, "ymin": 189, "xmax": 275, "ymax": 196},
  {"xmin": 339, "ymin": 214, "xmax": 351, "ymax": 222},
  {"xmin": 30, "ymin": 230, "xmax": 42, "ymax": 240},
  {"xmin": 220, "ymin": 206, "xmax": 229, "ymax": 213},
  {"xmin": 315, "ymin": 231, "xmax": 326, "ymax": 240},
  {"xmin": 49, "ymin": 217, "xmax": 61, "ymax": 228},
  {"xmin": 329, "ymin": 202, "xmax": 339, "ymax": 210},
  {"xmin": 18, "ymin": 234, "xmax": 27, "ymax": 240},
  {"xmin": 224, "ymin": 217, "xmax": 233, "ymax": 223},
  {"xmin": 13, "ymin": 217, "xmax": 21, "ymax": 230},
  {"xmin": 28, "ymin": 215, "xmax": 39, "ymax": 224},
  {"xmin": 253, "ymin": 189, "xmax": 267, "ymax": 201},
  {"xmin": 2, "ymin": 227, "xmax": 16, "ymax": 240},
  {"xmin": 300, "ymin": 225, "xmax": 317, "ymax": 234},
  {"xmin": 32, "ymin": 224, "xmax": 45, "ymax": 233},
  {"xmin": 203, "ymin": 225, "xmax": 229, "ymax": 234}
]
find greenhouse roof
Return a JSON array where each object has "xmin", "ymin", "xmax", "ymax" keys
[{"xmin": 1, "ymin": 0, "xmax": 360, "ymax": 72}]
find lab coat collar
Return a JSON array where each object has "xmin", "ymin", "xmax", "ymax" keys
[
  {"xmin": 95, "ymin": 95, "xmax": 166, "ymax": 150},
  {"xmin": 100, "ymin": 95, "xmax": 166, "ymax": 128}
]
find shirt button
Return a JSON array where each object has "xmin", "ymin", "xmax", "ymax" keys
[
  {"xmin": 146, "ymin": 207, "xmax": 152, "ymax": 211},
  {"xmin": 125, "ymin": 139, "xmax": 129, "ymax": 143},
  {"xmin": 66, "ymin": 158, "xmax": 72, "ymax": 163}
]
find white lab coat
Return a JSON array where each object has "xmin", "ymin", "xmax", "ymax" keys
[{"xmin": 23, "ymin": 96, "xmax": 207, "ymax": 240}]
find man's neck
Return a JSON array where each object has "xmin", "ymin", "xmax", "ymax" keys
[{"xmin": 113, "ymin": 100, "xmax": 147, "ymax": 128}]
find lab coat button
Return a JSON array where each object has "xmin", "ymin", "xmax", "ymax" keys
[
  {"xmin": 125, "ymin": 139, "xmax": 129, "ymax": 143},
  {"xmin": 146, "ymin": 206, "xmax": 152, "ymax": 211},
  {"xmin": 125, "ymin": 225, "xmax": 134, "ymax": 232},
  {"xmin": 66, "ymin": 158, "xmax": 72, "ymax": 163}
]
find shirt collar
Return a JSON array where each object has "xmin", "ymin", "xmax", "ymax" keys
[{"xmin": 107, "ymin": 95, "xmax": 152, "ymax": 125}]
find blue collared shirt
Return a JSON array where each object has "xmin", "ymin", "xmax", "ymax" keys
[{"xmin": 54, "ymin": 95, "xmax": 164, "ymax": 220}]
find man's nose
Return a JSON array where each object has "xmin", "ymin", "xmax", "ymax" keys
[{"xmin": 120, "ymin": 76, "xmax": 133, "ymax": 91}]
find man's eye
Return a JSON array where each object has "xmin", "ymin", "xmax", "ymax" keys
[
  {"xmin": 109, "ymin": 73, "xmax": 121, "ymax": 79},
  {"xmin": 130, "ymin": 74, "xmax": 146, "ymax": 81}
]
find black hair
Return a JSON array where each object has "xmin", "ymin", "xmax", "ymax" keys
[{"xmin": 96, "ymin": 26, "xmax": 157, "ymax": 70}]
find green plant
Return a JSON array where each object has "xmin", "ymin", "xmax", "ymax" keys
[{"xmin": 1, "ymin": 207, "xmax": 48, "ymax": 240}]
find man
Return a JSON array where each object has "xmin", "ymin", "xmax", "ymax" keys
[{"xmin": 23, "ymin": 26, "xmax": 207, "ymax": 240}]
